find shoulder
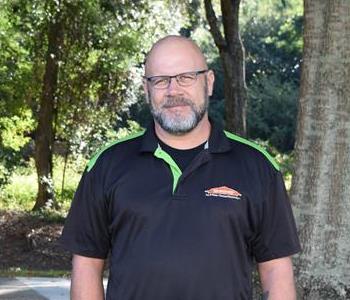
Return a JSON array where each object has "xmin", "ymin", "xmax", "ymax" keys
[
  {"xmin": 223, "ymin": 130, "xmax": 280, "ymax": 172},
  {"xmin": 86, "ymin": 130, "xmax": 145, "ymax": 173}
]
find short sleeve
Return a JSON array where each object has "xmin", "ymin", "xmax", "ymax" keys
[
  {"xmin": 252, "ymin": 171, "xmax": 301, "ymax": 263},
  {"xmin": 59, "ymin": 166, "xmax": 110, "ymax": 259}
]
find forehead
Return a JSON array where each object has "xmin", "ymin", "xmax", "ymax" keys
[{"xmin": 145, "ymin": 38, "xmax": 207, "ymax": 76}]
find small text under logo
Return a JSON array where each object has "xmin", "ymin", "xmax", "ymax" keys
[{"xmin": 205, "ymin": 186, "xmax": 242, "ymax": 200}]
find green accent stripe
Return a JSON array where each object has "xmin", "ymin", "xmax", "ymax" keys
[
  {"xmin": 154, "ymin": 146, "xmax": 182, "ymax": 193},
  {"xmin": 224, "ymin": 131, "xmax": 280, "ymax": 171},
  {"xmin": 86, "ymin": 130, "xmax": 145, "ymax": 172}
]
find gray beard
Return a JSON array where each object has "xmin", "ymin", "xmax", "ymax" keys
[{"xmin": 149, "ymin": 91, "xmax": 209, "ymax": 135}]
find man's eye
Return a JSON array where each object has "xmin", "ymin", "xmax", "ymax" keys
[
  {"xmin": 153, "ymin": 78, "xmax": 168, "ymax": 86},
  {"xmin": 178, "ymin": 74, "xmax": 195, "ymax": 83}
]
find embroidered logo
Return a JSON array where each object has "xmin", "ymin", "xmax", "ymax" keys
[{"xmin": 205, "ymin": 186, "xmax": 242, "ymax": 200}]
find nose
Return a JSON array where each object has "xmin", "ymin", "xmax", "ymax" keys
[{"xmin": 166, "ymin": 77, "xmax": 182, "ymax": 95}]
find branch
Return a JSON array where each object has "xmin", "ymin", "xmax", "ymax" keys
[
  {"xmin": 204, "ymin": 0, "xmax": 226, "ymax": 51},
  {"xmin": 221, "ymin": 0, "xmax": 241, "ymax": 45}
]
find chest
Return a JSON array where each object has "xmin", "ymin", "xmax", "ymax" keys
[{"xmin": 105, "ymin": 152, "xmax": 265, "ymax": 239}]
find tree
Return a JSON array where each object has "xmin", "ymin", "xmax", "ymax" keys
[
  {"xmin": 3, "ymin": 0, "xmax": 185, "ymax": 210},
  {"xmin": 290, "ymin": 1, "xmax": 350, "ymax": 298},
  {"xmin": 204, "ymin": 0, "xmax": 247, "ymax": 136},
  {"xmin": 33, "ymin": 1, "xmax": 64, "ymax": 210},
  {"xmin": 31, "ymin": 0, "xmax": 154, "ymax": 210}
]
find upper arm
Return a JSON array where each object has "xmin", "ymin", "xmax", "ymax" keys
[
  {"xmin": 258, "ymin": 256, "xmax": 294, "ymax": 277},
  {"xmin": 72, "ymin": 254, "xmax": 105, "ymax": 274},
  {"xmin": 71, "ymin": 255, "xmax": 106, "ymax": 300},
  {"xmin": 258, "ymin": 256, "xmax": 296, "ymax": 298}
]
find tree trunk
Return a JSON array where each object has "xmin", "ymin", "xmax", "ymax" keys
[
  {"xmin": 290, "ymin": 1, "xmax": 350, "ymax": 299},
  {"xmin": 33, "ymin": 11, "xmax": 64, "ymax": 211},
  {"xmin": 204, "ymin": 0, "xmax": 247, "ymax": 136}
]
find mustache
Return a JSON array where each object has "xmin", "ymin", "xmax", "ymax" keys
[{"xmin": 161, "ymin": 96, "xmax": 193, "ymax": 108}]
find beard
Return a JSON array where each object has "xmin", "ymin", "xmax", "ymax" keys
[{"xmin": 148, "ymin": 86, "xmax": 209, "ymax": 135}]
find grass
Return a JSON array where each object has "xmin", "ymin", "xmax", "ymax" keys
[
  {"xmin": 0, "ymin": 268, "xmax": 111, "ymax": 278},
  {"xmin": 0, "ymin": 171, "xmax": 37, "ymax": 210},
  {"xmin": 0, "ymin": 155, "xmax": 86, "ymax": 212},
  {"xmin": 0, "ymin": 268, "xmax": 71, "ymax": 278}
]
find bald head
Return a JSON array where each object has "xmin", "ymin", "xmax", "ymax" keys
[{"xmin": 144, "ymin": 35, "xmax": 208, "ymax": 77}]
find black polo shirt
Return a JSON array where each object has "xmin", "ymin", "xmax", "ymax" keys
[{"xmin": 60, "ymin": 122, "xmax": 300, "ymax": 300}]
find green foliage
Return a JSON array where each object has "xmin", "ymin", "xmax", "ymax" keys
[
  {"xmin": 241, "ymin": 1, "xmax": 303, "ymax": 152},
  {"xmin": 0, "ymin": 0, "xmax": 185, "ymax": 207},
  {"xmin": 0, "ymin": 150, "xmax": 22, "ymax": 187},
  {"xmin": 208, "ymin": 99, "xmax": 225, "ymax": 127},
  {"xmin": 247, "ymin": 74, "xmax": 298, "ymax": 152},
  {"xmin": 187, "ymin": 1, "xmax": 302, "ymax": 153},
  {"xmin": 0, "ymin": 109, "xmax": 33, "ymax": 186},
  {"xmin": 0, "ymin": 110, "xmax": 34, "ymax": 151},
  {"xmin": 114, "ymin": 120, "xmax": 143, "ymax": 140},
  {"xmin": 0, "ymin": 120, "xmax": 143, "ymax": 212},
  {"xmin": 0, "ymin": 2, "xmax": 38, "ymax": 186},
  {"xmin": 240, "ymin": 0, "xmax": 303, "ymax": 22},
  {"xmin": 243, "ymin": 12, "xmax": 302, "ymax": 152},
  {"xmin": 252, "ymin": 139, "xmax": 294, "ymax": 189},
  {"xmin": 243, "ymin": 15, "xmax": 303, "ymax": 84},
  {"xmin": 192, "ymin": 1, "xmax": 302, "ymax": 152},
  {"xmin": 0, "ymin": 0, "xmax": 304, "ymax": 211},
  {"xmin": 51, "ymin": 0, "xmax": 186, "ymax": 162}
]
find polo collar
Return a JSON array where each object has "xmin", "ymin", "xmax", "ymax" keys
[
  {"xmin": 139, "ymin": 121, "xmax": 232, "ymax": 154},
  {"xmin": 139, "ymin": 122, "xmax": 159, "ymax": 153},
  {"xmin": 207, "ymin": 122, "xmax": 232, "ymax": 153}
]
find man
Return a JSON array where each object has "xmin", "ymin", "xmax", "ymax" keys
[{"xmin": 60, "ymin": 35, "xmax": 301, "ymax": 299}]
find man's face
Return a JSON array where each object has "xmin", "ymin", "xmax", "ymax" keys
[
  {"xmin": 147, "ymin": 79, "xmax": 209, "ymax": 135},
  {"xmin": 144, "ymin": 39, "xmax": 214, "ymax": 135}
]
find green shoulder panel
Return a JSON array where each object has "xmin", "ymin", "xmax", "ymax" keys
[
  {"xmin": 86, "ymin": 130, "xmax": 145, "ymax": 172},
  {"xmin": 224, "ymin": 131, "xmax": 280, "ymax": 171}
]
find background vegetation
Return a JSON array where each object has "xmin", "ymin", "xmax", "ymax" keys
[{"xmin": 0, "ymin": 0, "xmax": 302, "ymax": 213}]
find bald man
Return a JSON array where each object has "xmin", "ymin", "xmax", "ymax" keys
[{"xmin": 60, "ymin": 36, "xmax": 300, "ymax": 300}]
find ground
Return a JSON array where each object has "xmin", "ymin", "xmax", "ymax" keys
[{"xmin": 0, "ymin": 210, "xmax": 71, "ymax": 276}]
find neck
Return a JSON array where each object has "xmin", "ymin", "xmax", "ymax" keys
[{"xmin": 154, "ymin": 116, "xmax": 211, "ymax": 150}]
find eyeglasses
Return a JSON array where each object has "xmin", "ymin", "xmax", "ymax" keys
[{"xmin": 144, "ymin": 70, "xmax": 208, "ymax": 89}]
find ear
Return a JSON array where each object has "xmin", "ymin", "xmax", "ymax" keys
[
  {"xmin": 206, "ymin": 70, "xmax": 215, "ymax": 96},
  {"xmin": 143, "ymin": 78, "xmax": 150, "ymax": 103}
]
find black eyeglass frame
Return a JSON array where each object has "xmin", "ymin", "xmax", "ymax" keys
[{"xmin": 144, "ymin": 69, "xmax": 209, "ymax": 89}]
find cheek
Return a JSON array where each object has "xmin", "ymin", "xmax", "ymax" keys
[
  {"xmin": 149, "ymin": 92, "xmax": 165, "ymax": 107},
  {"xmin": 190, "ymin": 87, "xmax": 206, "ymax": 104}
]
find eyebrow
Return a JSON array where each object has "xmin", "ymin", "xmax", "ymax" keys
[{"xmin": 145, "ymin": 69, "xmax": 208, "ymax": 78}]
